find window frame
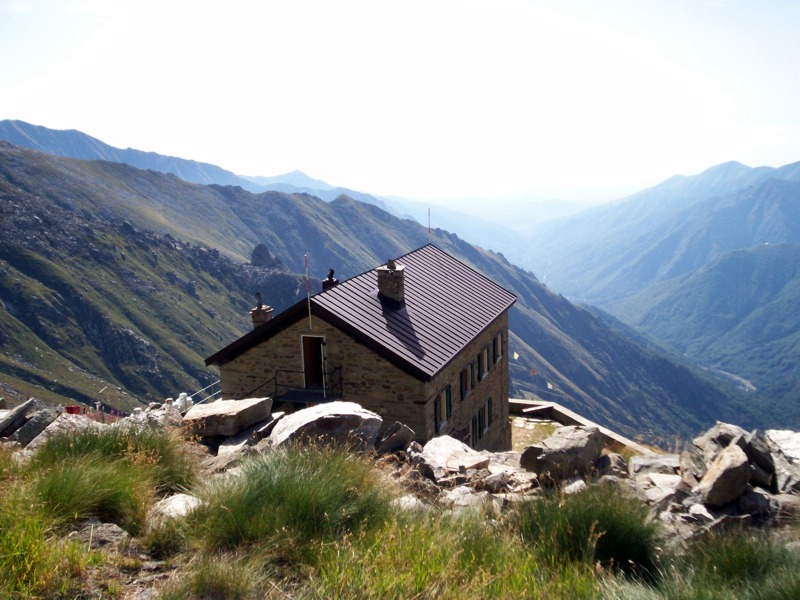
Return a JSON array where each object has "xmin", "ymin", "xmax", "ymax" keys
[
  {"xmin": 460, "ymin": 361, "xmax": 475, "ymax": 400},
  {"xmin": 434, "ymin": 385, "xmax": 452, "ymax": 434},
  {"xmin": 492, "ymin": 331, "xmax": 504, "ymax": 364}
]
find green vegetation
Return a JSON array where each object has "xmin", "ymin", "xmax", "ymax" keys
[
  {"xmin": 513, "ymin": 483, "xmax": 659, "ymax": 577},
  {"xmin": 605, "ymin": 530, "xmax": 800, "ymax": 599},
  {"xmin": 0, "ymin": 427, "xmax": 194, "ymax": 597},
  {"xmin": 31, "ymin": 426, "xmax": 195, "ymax": 494},
  {"xmin": 2, "ymin": 434, "xmax": 799, "ymax": 598},
  {"xmin": 188, "ymin": 444, "xmax": 393, "ymax": 562}
]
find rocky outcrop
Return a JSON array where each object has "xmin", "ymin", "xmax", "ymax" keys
[{"xmin": 5, "ymin": 396, "xmax": 799, "ymax": 554}]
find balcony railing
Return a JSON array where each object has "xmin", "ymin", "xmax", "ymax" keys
[{"xmin": 243, "ymin": 367, "xmax": 343, "ymax": 405}]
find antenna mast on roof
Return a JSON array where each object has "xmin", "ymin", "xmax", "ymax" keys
[{"xmin": 304, "ymin": 254, "xmax": 312, "ymax": 330}]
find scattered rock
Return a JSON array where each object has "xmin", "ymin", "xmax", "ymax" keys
[
  {"xmin": 687, "ymin": 503, "xmax": 715, "ymax": 524},
  {"xmin": 629, "ymin": 453, "xmax": 681, "ymax": 477},
  {"xmin": 697, "ymin": 444, "xmax": 751, "ymax": 507},
  {"xmin": 183, "ymin": 397, "xmax": 272, "ymax": 438},
  {"xmin": 596, "ymin": 452, "xmax": 627, "ymax": 477},
  {"xmin": 520, "ymin": 425, "xmax": 604, "ymax": 479},
  {"xmin": 693, "ymin": 422, "xmax": 749, "ymax": 465},
  {"xmin": 116, "ymin": 404, "xmax": 182, "ymax": 431},
  {"xmin": 147, "ymin": 493, "xmax": 203, "ymax": 527},
  {"xmin": 268, "ymin": 401, "xmax": 381, "ymax": 450},
  {"xmin": 376, "ymin": 421, "xmax": 416, "ymax": 455},
  {"xmin": 9, "ymin": 405, "xmax": 62, "ymax": 447},
  {"xmin": 562, "ymin": 478, "xmax": 587, "ymax": 495},
  {"xmin": 0, "ymin": 398, "xmax": 36, "ymax": 437},
  {"xmin": 71, "ymin": 521, "xmax": 130, "ymax": 550}
]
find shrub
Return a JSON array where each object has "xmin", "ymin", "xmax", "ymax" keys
[
  {"xmin": 513, "ymin": 483, "xmax": 659, "ymax": 577},
  {"xmin": 190, "ymin": 444, "xmax": 394, "ymax": 562}
]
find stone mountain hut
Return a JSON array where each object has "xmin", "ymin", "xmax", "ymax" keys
[{"xmin": 205, "ymin": 244, "xmax": 516, "ymax": 451}]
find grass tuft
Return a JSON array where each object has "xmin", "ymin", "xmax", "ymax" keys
[
  {"xmin": 33, "ymin": 456, "xmax": 152, "ymax": 534},
  {"xmin": 513, "ymin": 483, "xmax": 659, "ymax": 577},
  {"xmin": 189, "ymin": 444, "xmax": 394, "ymax": 562},
  {"xmin": 159, "ymin": 553, "xmax": 274, "ymax": 600},
  {"xmin": 314, "ymin": 508, "xmax": 597, "ymax": 599},
  {"xmin": 0, "ymin": 483, "xmax": 90, "ymax": 597},
  {"xmin": 30, "ymin": 426, "xmax": 195, "ymax": 493}
]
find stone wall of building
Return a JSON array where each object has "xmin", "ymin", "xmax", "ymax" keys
[
  {"xmin": 422, "ymin": 312, "xmax": 511, "ymax": 451},
  {"xmin": 219, "ymin": 311, "xmax": 512, "ymax": 451},
  {"xmin": 219, "ymin": 315, "xmax": 429, "ymax": 436}
]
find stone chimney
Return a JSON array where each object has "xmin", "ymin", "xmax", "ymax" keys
[
  {"xmin": 250, "ymin": 292, "xmax": 273, "ymax": 328},
  {"xmin": 377, "ymin": 258, "xmax": 405, "ymax": 304}
]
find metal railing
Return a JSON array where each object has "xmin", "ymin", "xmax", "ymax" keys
[
  {"xmin": 188, "ymin": 379, "xmax": 222, "ymax": 406},
  {"xmin": 243, "ymin": 367, "xmax": 343, "ymax": 402}
]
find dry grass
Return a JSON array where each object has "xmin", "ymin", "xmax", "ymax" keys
[{"xmin": 510, "ymin": 416, "xmax": 559, "ymax": 452}]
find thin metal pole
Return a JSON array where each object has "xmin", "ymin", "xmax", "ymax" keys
[{"xmin": 305, "ymin": 254, "xmax": 313, "ymax": 330}]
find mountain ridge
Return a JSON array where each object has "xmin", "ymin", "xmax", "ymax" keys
[{"xmin": 0, "ymin": 141, "xmax": 754, "ymax": 441}]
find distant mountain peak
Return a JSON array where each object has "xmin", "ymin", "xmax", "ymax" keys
[
  {"xmin": 699, "ymin": 160, "xmax": 752, "ymax": 176},
  {"xmin": 241, "ymin": 170, "xmax": 335, "ymax": 191}
]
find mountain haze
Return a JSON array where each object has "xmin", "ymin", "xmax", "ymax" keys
[
  {"xmin": 516, "ymin": 160, "xmax": 800, "ymax": 428},
  {"xmin": 0, "ymin": 119, "xmax": 390, "ymax": 211},
  {"xmin": 617, "ymin": 242, "xmax": 800, "ymax": 421}
]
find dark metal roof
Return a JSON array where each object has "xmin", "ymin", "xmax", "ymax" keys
[{"xmin": 206, "ymin": 244, "xmax": 516, "ymax": 381}]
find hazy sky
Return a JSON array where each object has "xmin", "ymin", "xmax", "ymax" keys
[{"xmin": 2, "ymin": 0, "xmax": 800, "ymax": 201}]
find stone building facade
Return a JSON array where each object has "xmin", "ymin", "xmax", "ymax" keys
[{"xmin": 206, "ymin": 245, "xmax": 515, "ymax": 451}]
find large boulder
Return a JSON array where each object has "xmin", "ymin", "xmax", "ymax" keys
[
  {"xmin": 183, "ymin": 397, "xmax": 272, "ymax": 438},
  {"xmin": 22, "ymin": 413, "xmax": 107, "ymax": 456},
  {"xmin": 520, "ymin": 425, "xmax": 604, "ymax": 479},
  {"xmin": 767, "ymin": 430, "xmax": 800, "ymax": 462},
  {"xmin": 697, "ymin": 444, "xmax": 751, "ymax": 507},
  {"xmin": 267, "ymin": 401, "xmax": 382, "ymax": 450},
  {"xmin": 766, "ymin": 434, "xmax": 800, "ymax": 494},
  {"xmin": 217, "ymin": 412, "xmax": 284, "ymax": 456}
]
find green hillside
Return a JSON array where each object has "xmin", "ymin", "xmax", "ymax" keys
[
  {"xmin": 0, "ymin": 160, "xmax": 304, "ymax": 410},
  {"xmin": 0, "ymin": 142, "xmax": 756, "ymax": 440},
  {"xmin": 617, "ymin": 243, "xmax": 800, "ymax": 423}
]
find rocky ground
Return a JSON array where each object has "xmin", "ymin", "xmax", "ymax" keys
[{"xmin": 2, "ymin": 396, "xmax": 800, "ymax": 598}]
